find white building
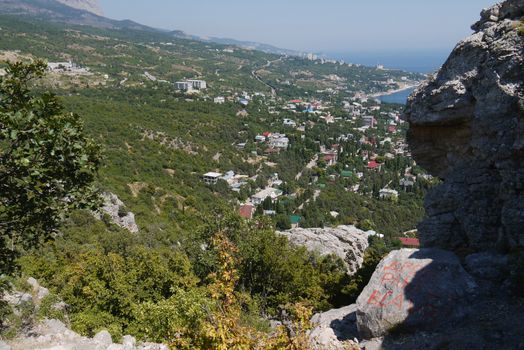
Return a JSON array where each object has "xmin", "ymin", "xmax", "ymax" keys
[
  {"xmin": 48, "ymin": 61, "xmax": 74, "ymax": 71},
  {"xmin": 175, "ymin": 81, "xmax": 194, "ymax": 91},
  {"xmin": 187, "ymin": 79, "xmax": 207, "ymax": 90},
  {"xmin": 362, "ymin": 116, "xmax": 376, "ymax": 128},
  {"xmin": 214, "ymin": 96, "xmax": 225, "ymax": 104},
  {"xmin": 203, "ymin": 172, "xmax": 222, "ymax": 185},
  {"xmin": 251, "ymin": 188, "xmax": 283, "ymax": 205},
  {"xmin": 268, "ymin": 134, "xmax": 289, "ymax": 149},
  {"xmin": 379, "ymin": 189, "xmax": 399, "ymax": 200},
  {"xmin": 283, "ymin": 119, "xmax": 297, "ymax": 127}
]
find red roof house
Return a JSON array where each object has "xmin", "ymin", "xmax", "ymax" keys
[
  {"xmin": 368, "ymin": 160, "xmax": 381, "ymax": 170},
  {"xmin": 398, "ymin": 237, "xmax": 421, "ymax": 247},
  {"xmin": 262, "ymin": 131, "xmax": 272, "ymax": 138},
  {"xmin": 239, "ymin": 204, "xmax": 255, "ymax": 220}
]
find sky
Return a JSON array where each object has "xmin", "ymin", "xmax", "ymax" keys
[{"xmin": 99, "ymin": 0, "xmax": 495, "ymax": 54}]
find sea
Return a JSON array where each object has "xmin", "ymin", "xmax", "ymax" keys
[
  {"xmin": 326, "ymin": 50, "xmax": 449, "ymax": 104},
  {"xmin": 377, "ymin": 87, "xmax": 416, "ymax": 105}
]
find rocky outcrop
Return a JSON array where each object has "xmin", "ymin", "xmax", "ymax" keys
[
  {"xmin": 355, "ymin": 249, "xmax": 477, "ymax": 339},
  {"xmin": 6, "ymin": 319, "xmax": 168, "ymax": 350},
  {"xmin": 309, "ymin": 305, "xmax": 359, "ymax": 350},
  {"xmin": 278, "ymin": 225, "xmax": 375, "ymax": 275},
  {"xmin": 56, "ymin": 0, "xmax": 103, "ymax": 16},
  {"xmin": 404, "ymin": 0, "xmax": 524, "ymax": 253},
  {"xmin": 96, "ymin": 192, "xmax": 139, "ymax": 233}
]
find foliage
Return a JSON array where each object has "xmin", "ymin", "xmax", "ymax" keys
[{"xmin": 0, "ymin": 61, "xmax": 101, "ymax": 276}]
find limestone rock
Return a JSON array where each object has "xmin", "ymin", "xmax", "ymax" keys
[
  {"xmin": 27, "ymin": 277, "xmax": 50, "ymax": 304},
  {"xmin": 278, "ymin": 225, "xmax": 374, "ymax": 275},
  {"xmin": 309, "ymin": 304, "xmax": 359, "ymax": 350},
  {"xmin": 93, "ymin": 330, "xmax": 112, "ymax": 347},
  {"xmin": 405, "ymin": 0, "xmax": 524, "ymax": 254},
  {"xmin": 356, "ymin": 249, "xmax": 477, "ymax": 339},
  {"xmin": 96, "ymin": 192, "xmax": 139, "ymax": 233},
  {"xmin": 6, "ymin": 319, "xmax": 168, "ymax": 350}
]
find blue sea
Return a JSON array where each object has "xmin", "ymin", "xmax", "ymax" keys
[{"xmin": 378, "ymin": 87, "xmax": 416, "ymax": 105}]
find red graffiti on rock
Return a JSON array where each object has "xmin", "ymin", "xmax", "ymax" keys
[{"xmin": 366, "ymin": 260, "xmax": 426, "ymax": 312}]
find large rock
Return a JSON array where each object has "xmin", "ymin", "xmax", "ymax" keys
[
  {"xmin": 96, "ymin": 192, "xmax": 139, "ymax": 233},
  {"xmin": 278, "ymin": 225, "xmax": 374, "ymax": 275},
  {"xmin": 404, "ymin": 0, "xmax": 524, "ymax": 254},
  {"xmin": 356, "ymin": 249, "xmax": 477, "ymax": 339}
]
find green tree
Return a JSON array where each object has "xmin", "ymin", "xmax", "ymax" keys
[{"xmin": 0, "ymin": 61, "xmax": 101, "ymax": 277}]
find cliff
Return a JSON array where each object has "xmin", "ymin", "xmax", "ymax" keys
[{"xmin": 404, "ymin": 0, "xmax": 524, "ymax": 254}]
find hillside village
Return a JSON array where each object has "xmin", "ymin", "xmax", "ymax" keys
[{"xmin": 0, "ymin": 18, "xmax": 431, "ymax": 240}]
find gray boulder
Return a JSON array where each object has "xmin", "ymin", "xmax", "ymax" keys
[
  {"xmin": 356, "ymin": 249, "xmax": 477, "ymax": 339},
  {"xmin": 278, "ymin": 225, "xmax": 374, "ymax": 275}
]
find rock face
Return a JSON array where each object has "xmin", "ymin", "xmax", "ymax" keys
[
  {"xmin": 96, "ymin": 192, "xmax": 139, "ymax": 233},
  {"xmin": 56, "ymin": 0, "xmax": 103, "ymax": 16},
  {"xmin": 278, "ymin": 225, "xmax": 373, "ymax": 275},
  {"xmin": 355, "ymin": 249, "xmax": 477, "ymax": 339},
  {"xmin": 404, "ymin": 0, "xmax": 524, "ymax": 253}
]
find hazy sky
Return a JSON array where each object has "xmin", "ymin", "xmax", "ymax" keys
[{"xmin": 99, "ymin": 0, "xmax": 495, "ymax": 53}]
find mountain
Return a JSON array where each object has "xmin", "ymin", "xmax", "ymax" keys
[
  {"xmin": 0, "ymin": 0, "xmax": 157, "ymax": 31},
  {"xmin": 200, "ymin": 36, "xmax": 303, "ymax": 56},
  {"xmin": 0, "ymin": 0, "xmax": 302, "ymax": 56},
  {"xmin": 55, "ymin": 0, "xmax": 102, "ymax": 16}
]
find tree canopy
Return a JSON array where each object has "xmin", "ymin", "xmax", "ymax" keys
[{"xmin": 0, "ymin": 61, "xmax": 101, "ymax": 276}]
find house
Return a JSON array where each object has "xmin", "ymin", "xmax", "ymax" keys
[
  {"xmin": 239, "ymin": 98, "xmax": 249, "ymax": 107},
  {"xmin": 322, "ymin": 152, "xmax": 338, "ymax": 166},
  {"xmin": 268, "ymin": 134, "xmax": 289, "ymax": 149},
  {"xmin": 362, "ymin": 116, "xmax": 376, "ymax": 128},
  {"xmin": 388, "ymin": 125, "xmax": 397, "ymax": 133},
  {"xmin": 255, "ymin": 135, "xmax": 266, "ymax": 142},
  {"xmin": 400, "ymin": 176, "xmax": 416, "ymax": 189},
  {"xmin": 239, "ymin": 204, "xmax": 255, "ymax": 220},
  {"xmin": 214, "ymin": 96, "xmax": 225, "ymax": 104},
  {"xmin": 283, "ymin": 119, "xmax": 297, "ymax": 127},
  {"xmin": 341, "ymin": 170, "xmax": 353, "ymax": 178},
  {"xmin": 251, "ymin": 188, "xmax": 283, "ymax": 205},
  {"xmin": 290, "ymin": 215, "xmax": 302, "ymax": 229},
  {"xmin": 379, "ymin": 188, "xmax": 399, "ymax": 200},
  {"xmin": 398, "ymin": 237, "xmax": 420, "ymax": 248},
  {"xmin": 203, "ymin": 172, "xmax": 222, "ymax": 185},
  {"xmin": 368, "ymin": 160, "xmax": 381, "ymax": 170}
]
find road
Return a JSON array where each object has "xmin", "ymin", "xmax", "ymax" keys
[{"xmin": 251, "ymin": 56, "xmax": 284, "ymax": 97}]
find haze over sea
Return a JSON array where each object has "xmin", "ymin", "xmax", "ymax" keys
[{"xmin": 326, "ymin": 49, "xmax": 449, "ymax": 73}]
